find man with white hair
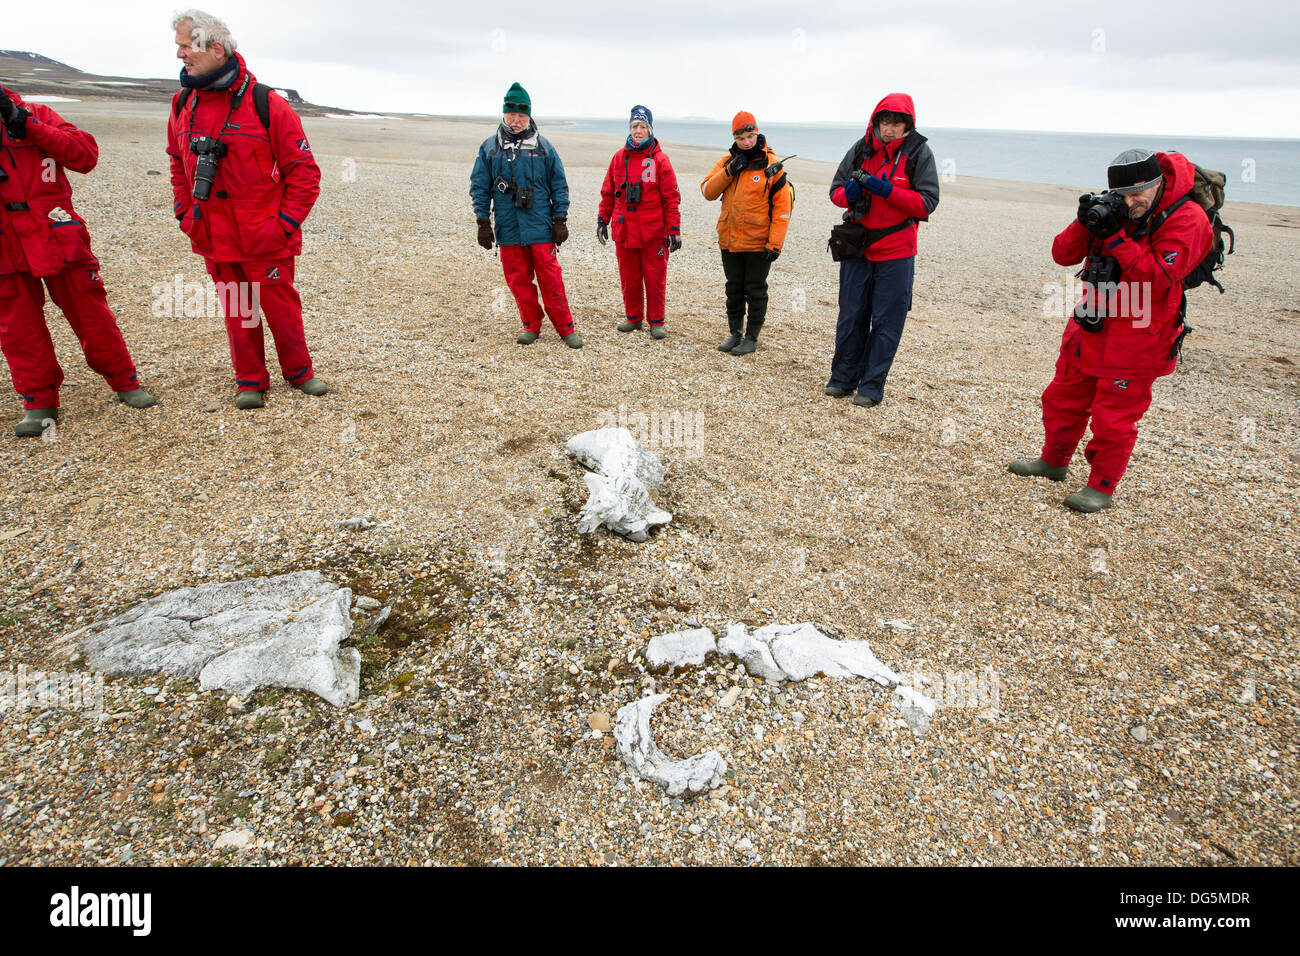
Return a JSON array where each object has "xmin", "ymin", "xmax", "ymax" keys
[{"xmin": 168, "ymin": 9, "xmax": 326, "ymax": 409}]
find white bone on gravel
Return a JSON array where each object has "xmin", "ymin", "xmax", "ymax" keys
[
  {"xmin": 614, "ymin": 694, "xmax": 727, "ymax": 796},
  {"xmin": 76, "ymin": 571, "xmax": 362, "ymax": 707},
  {"xmin": 717, "ymin": 622, "xmax": 785, "ymax": 681},
  {"xmin": 566, "ymin": 428, "xmax": 671, "ymax": 542},
  {"xmin": 753, "ymin": 622, "xmax": 902, "ymax": 685},
  {"xmin": 646, "ymin": 627, "xmax": 717, "ymax": 669}
]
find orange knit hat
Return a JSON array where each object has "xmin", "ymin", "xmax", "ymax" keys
[{"xmin": 732, "ymin": 111, "xmax": 758, "ymax": 136}]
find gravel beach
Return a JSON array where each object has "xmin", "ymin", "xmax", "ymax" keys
[{"xmin": 0, "ymin": 100, "xmax": 1296, "ymax": 866}]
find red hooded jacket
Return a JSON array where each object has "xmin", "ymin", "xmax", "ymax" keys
[
  {"xmin": 166, "ymin": 53, "xmax": 321, "ymax": 262},
  {"xmin": 597, "ymin": 139, "xmax": 681, "ymax": 249},
  {"xmin": 830, "ymin": 93, "xmax": 940, "ymax": 261},
  {"xmin": 1052, "ymin": 152, "xmax": 1212, "ymax": 380},
  {"xmin": 0, "ymin": 88, "xmax": 101, "ymax": 277}
]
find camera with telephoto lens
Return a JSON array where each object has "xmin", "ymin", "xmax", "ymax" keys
[
  {"xmin": 622, "ymin": 182, "xmax": 642, "ymax": 205},
  {"xmin": 1072, "ymin": 253, "xmax": 1124, "ymax": 333},
  {"xmin": 189, "ymin": 135, "xmax": 228, "ymax": 201},
  {"xmin": 1078, "ymin": 190, "xmax": 1127, "ymax": 231}
]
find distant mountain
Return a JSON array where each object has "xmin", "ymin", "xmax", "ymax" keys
[
  {"xmin": 0, "ymin": 51, "xmax": 333, "ymax": 115},
  {"xmin": 0, "ymin": 50, "xmax": 77, "ymax": 70}
]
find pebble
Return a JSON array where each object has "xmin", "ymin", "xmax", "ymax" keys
[
  {"xmin": 355, "ymin": 596, "xmax": 382, "ymax": 612},
  {"xmin": 587, "ymin": 711, "xmax": 611, "ymax": 732},
  {"xmin": 1129, "ymin": 725, "xmax": 1149, "ymax": 743},
  {"xmin": 213, "ymin": 828, "xmax": 253, "ymax": 851}
]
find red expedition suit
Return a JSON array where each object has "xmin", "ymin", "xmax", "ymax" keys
[
  {"xmin": 0, "ymin": 88, "xmax": 141, "ymax": 410},
  {"xmin": 166, "ymin": 54, "xmax": 322, "ymax": 392},
  {"xmin": 1041, "ymin": 152, "xmax": 1212, "ymax": 493},
  {"xmin": 598, "ymin": 139, "xmax": 681, "ymax": 327}
]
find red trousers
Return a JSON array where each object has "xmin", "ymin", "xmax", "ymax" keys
[
  {"xmin": 206, "ymin": 258, "xmax": 313, "ymax": 391},
  {"xmin": 615, "ymin": 243, "xmax": 669, "ymax": 326},
  {"xmin": 499, "ymin": 244, "xmax": 574, "ymax": 336},
  {"xmin": 1039, "ymin": 348, "xmax": 1155, "ymax": 494},
  {"xmin": 0, "ymin": 264, "xmax": 139, "ymax": 410}
]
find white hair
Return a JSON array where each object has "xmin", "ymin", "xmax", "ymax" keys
[{"xmin": 172, "ymin": 9, "xmax": 237, "ymax": 55}]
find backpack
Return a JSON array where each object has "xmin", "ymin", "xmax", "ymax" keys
[{"xmin": 1144, "ymin": 159, "xmax": 1235, "ymax": 293}]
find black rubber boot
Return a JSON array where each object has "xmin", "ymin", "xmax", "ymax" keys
[{"xmin": 718, "ymin": 314, "xmax": 743, "ymax": 352}]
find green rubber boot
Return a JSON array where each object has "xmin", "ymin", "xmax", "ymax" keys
[
  {"xmin": 1008, "ymin": 458, "xmax": 1068, "ymax": 482},
  {"xmin": 617, "ymin": 320, "xmax": 643, "ymax": 332},
  {"xmin": 649, "ymin": 325, "xmax": 667, "ymax": 340},
  {"xmin": 1064, "ymin": 486, "xmax": 1113, "ymax": 513},
  {"xmin": 295, "ymin": 377, "xmax": 329, "ymax": 397},
  {"xmin": 235, "ymin": 390, "xmax": 265, "ymax": 410},
  {"xmin": 14, "ymin": 408, "xmax": 58, "ymax": 438},
  {"xmin": 731, "ymin": 335, "xmax": 757, "ymax": 355},
  {"xmin": 562, "ymin": 332, "xmax": 584, "ymax": 349},
  {"xmin": 115, "ymin": 388, "xmax": 158, "ymax": 409},
  {"xmin": 517, "ymin": 330, "xmax": 539, "ymax": 345}
]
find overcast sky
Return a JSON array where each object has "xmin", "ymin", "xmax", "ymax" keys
[{"xmin": 6, "ymin": 0, "xmax": 1299, "ymax": 137}]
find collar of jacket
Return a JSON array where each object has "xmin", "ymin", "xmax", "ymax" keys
[
  {"xmin": 498, "ymin": 119, "xmax": 539, "ymax": 150},
  {"xmin": 179, "ymin": 53, "xmax": 241, "ymax": 91},
  {"xmin": 625, "ymin": 135, "xmax": 656, "ymax": 153},
  {"xmin": 728, "ymin": 133, "xmax": 768, "ymax": 168}
]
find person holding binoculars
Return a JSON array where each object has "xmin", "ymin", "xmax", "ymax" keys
[
  {"xmin": 0, "ymin": 86, "xmax": 157, "ymax": 436},
  {"xmin": 471, "ymin": 83, "xmax": 582, "ymax": 349},
  {"xmin": 167, "ymin": 9, "xmax": 326, "ymax": 410},
  {"xmin": 596, "ymin": 106, "xmax": 681, "ymax": 340},
  {"xmin": 1008, "ymin": 148, "xmax": 1212, "ymax": 513}
]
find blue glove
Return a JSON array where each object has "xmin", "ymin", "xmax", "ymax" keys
[
  {"xmin": 843, "ymin": 177, "xmax": 864, "ymax": 204},
  {"xmin": 866, "ymin": 175, "xmax": 893, "ymax": 197}
]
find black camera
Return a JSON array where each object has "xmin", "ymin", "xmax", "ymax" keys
[
  {"xmin": 622, "ymin": 182, "xmax": 642, "ymax": 205},
  {"xmin": 494, "ymin": 174, "xmax": 513, "ymax": 195},
  {"xmin": 1073, "ymin": 254, "xmax": 1124, "ymax": 333},
  {"xmin": 1078, "ymin": 191, "xmax": 1127, "ymax": 231},
  {"xmin": 189, "ymin": 135, "xmax": 227, "ymax": 202}
]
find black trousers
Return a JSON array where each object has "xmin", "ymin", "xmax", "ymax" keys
[{"xmin": 720, "ymin": 250, "xmax": 771, "ymax": 335}]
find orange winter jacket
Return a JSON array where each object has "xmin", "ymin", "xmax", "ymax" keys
[{"xmin": 701, "ymin": 141, "xmax": 792, "ymax": 253}]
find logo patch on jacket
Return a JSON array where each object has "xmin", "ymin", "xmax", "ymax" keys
[
  {"xmin": 1114, "ymin": 379, "xmax": 1129, "ymax": 389},
  {"xmin": 296, "ymin": 138, "xmax": 311, "ymax": 152},
  {"xmin": 1162, "ymin": 250, "xmax": 1179, "ymax": 265},
  {"xmin": 265, "ymin": 266, "xmax": 280, "ymax": 280},
  {"xmin": 88, "ymin": 270, "xmax": 101, "ymax": 284}
]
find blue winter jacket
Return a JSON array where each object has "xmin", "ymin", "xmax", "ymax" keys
[{"xmin": 469, "ymin": 124, "xmax": 570, "ymax": 246}]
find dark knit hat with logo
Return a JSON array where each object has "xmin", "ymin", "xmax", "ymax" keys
[
  {"xmin": 629, "ymin": 105, "xmax": 653, "ymax": 134},
  {"xmin": 1108, "ymin": 148, "xmax": 1163, "ymax": 194},
  {"xmin": 503, "ymin": 82, "xmax": 531, "ymax": 115}
]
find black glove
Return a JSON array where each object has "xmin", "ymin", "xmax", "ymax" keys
[
  {"xmin": 476, "ymin": 219, "xmax": 494, "ymax": 250},
  {"xmin": 764, "ymin": 248, "xmax": 780, "ymax": 262},
  {"xmin": 1, "ymin": 99, "xmax": 31, "ymax": 140},
  {"xmin": 596, "ymin": 217, "xmax": 609, "ymax": 245},
  {"xmin": 725, "ymin": 154, "xmax": 747, "ymax": 177},
  {"xmin": 667, "ymin": 235, "xmax": 682, "ymax": 253},
  {"xmin": 1076, "ymin": 194, "xmax": 1092, "ymax": 225},
  {"xmin": 552, "ymin": 218, "xmax": 569, "ymax": 246}
]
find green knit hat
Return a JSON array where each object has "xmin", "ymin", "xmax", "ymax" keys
[{"xmin": 503, "ymin": 82, "xmax": 531, "ymax": 115}]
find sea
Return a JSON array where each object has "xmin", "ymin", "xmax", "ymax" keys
[{"xmin": 559, "ymin": 118, "xmax": 1300, "ymax": 208}]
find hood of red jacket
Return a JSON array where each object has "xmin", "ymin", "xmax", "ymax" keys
[
  {"xmin": 866, "ymin": 92, "xmax": 917, "ymax": 154},
  {"xmin": 1153, "ymin": 151, "xmax": 1196, "ymax": 212}
]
